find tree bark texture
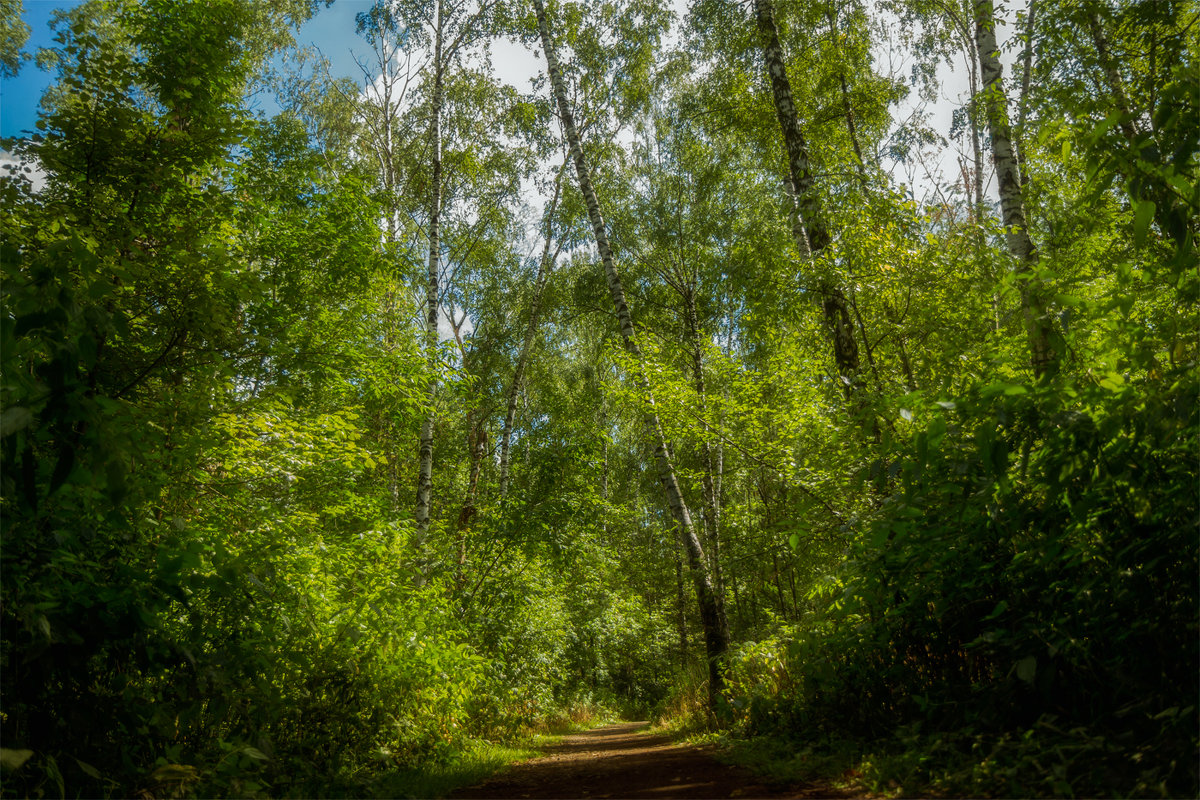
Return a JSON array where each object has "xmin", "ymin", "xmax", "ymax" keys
[
  {"xmin": 974, "ymin": 0, "xmax": 1057, "ymax": 377},
  {"xmin": 534, "ymin": 0, "xmax": 730, "ymax": 704},
  {"xmin": 1016, "ymin": 0, "xmax": 1037, "ymax": 188},
  {"xmin": 415, "ymin": 0, "xmax": 444, "ymax": 541},
  {"xmin": 1086, "ymin": 7, "xmax": 1139, "ymax": 143},
  {"xmin": 755, "ymin": 0, "xmax": 859, "ymax": 388}
]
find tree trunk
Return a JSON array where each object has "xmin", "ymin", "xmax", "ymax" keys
[
  {"xmin": 967, "ymin": 32, "xmax": 985, "ymax": 217},
  {"xmin": 415, "ymin": 0, "xmax": 444, "ymax": 542},
  {"xmin": 1086, "ymin": 6, "xmax": 1139, "ymax": 143},
  {"xmin": 974, "ymin": 0, "xmax": 1057, "ymax": 377},
  {"xmin": 675, "ymin": 533, "xmax": 689, "ymax": 668},
  {"xmin": 534, "ymin": 0, "xmax": 730, "ymax": 705},
  {"xmin": 755, "ymin": 0, "xmax": 859, "ymax": 389},
  {"xmin": 499, "ymin": 162, "xmax": 565, "ymax": 498},
  {"xmin": 682, "ymin": 287, "xmax": 730, "ymax": 638}
]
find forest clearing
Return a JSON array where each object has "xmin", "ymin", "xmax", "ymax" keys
[{"xmin": 0, "ymin": 0, "xmax": 1196, "ymax": 797}]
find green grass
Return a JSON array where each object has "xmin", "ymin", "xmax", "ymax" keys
[
  {"xmin": 366, "ymin": 709, "xmax": 623, "ymax": 799},
  {"xmin": 368, "ymin": 740, "xmax": 542, "ymax": 799}
]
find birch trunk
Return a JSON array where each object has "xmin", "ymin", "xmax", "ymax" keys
[
  {"xmin": 499, "ymin": 164, "xmax": 565, "ymax": 498},
  {"xmin": 755, "ymin": 0, "xmax": 859, "ymax": 388},
  {"xmin": 415, "ymin": 0, "xmax": 444, "ymax": 541},
  {"xmin": 967, "ymin": 29, "xmax": 985, "ymax": 217},
  {"xmin": 456, "ymin": 410, "xmax": 487, "ymax": 532},
  {"xmin": 534, "ymin": 0, "xmax": 730, "ymax": 704},
  {"xmin": 974, "ymin": 0, "xmax": 1057, "ymax": 377}
]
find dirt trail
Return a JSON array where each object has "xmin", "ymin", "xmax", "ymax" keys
[{"xmin": 447, "ymin": 721, "xmax": 857, "ymax": 799}]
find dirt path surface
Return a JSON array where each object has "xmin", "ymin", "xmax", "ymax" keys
[{"xmin": 446, "ymin": 722, "xmax": 857, "ymax": 799}]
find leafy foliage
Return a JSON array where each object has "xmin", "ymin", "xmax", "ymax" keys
[{"xmin": 2, "ymin": 0, "xmax": 1196, "ymax": 797}]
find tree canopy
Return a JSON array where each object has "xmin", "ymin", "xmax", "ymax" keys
[{"xmin": 1, "ymin": 0, "xmax": 1196, "ymax": 797}]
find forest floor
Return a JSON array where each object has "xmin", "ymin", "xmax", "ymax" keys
[{"xmin": 446, "ymin": 721, "xmax": 865, "ymax": 799}]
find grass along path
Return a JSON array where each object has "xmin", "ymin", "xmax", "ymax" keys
[{"xmin": 446, "ymin": 721, "xmax": 862, "ymax": 799}]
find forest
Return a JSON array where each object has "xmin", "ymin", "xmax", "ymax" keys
[{"xmin": 0, "ymin": 0, "xmax": 1196, "ymax": 797}]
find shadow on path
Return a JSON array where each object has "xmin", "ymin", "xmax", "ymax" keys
[{"xmin": 447, "ymin": 721, "xmax": 859, "ymax": 799}]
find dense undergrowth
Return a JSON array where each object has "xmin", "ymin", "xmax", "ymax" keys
[
  {"xmin": 3, "ymin": 1, "xmax": 1197, "ymax": 798},
  {"xmin": 661, "ymin": 368, "xmax": 1199, "ymax": 798}
]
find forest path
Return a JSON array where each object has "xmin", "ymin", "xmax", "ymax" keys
[{"xmin": 446, "ymin": 721, "xmax": 859, "ymax": 799}]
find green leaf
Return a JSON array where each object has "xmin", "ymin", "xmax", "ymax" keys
[
  {"xmin": 1016, "ymin": 656, "xmax": 1037, "ymax": 684},
  {"xmin": 982, "ymin": 382, "xmax": 1027, "ymax": 397},
  {"xmin": 0, "ymin": 749, "xmax": 34, "ymax": 772},
  {"xmin": 242, "ymin": 746, "xmax": 269, "ymax": 761},
  {"xmin": 1133, "ymin": 199, "xmax": 1155, "ymax": 246},
  {"xmin": 147, "ymin": 764, "xmax": 200, "ymax": 784}
]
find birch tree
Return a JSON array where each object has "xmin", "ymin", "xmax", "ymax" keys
[
  {"xmin": 753, "ymin": 0, "xmax": 860, "ymax": 391},
  {"xmin": 533, "ymin": 0, "xmax": 731, "ymax": 704},
  {"xmin": 973, "ymin": 0, "xmax": 1057, "ymax": 377}
]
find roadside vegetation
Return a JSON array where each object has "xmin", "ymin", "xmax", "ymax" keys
[{"xmin": 2, "ymin": 0, "xmax": 1195, "ymax": 797}]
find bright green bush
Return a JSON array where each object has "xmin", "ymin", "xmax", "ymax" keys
[{"xmin": 736, "ymin": 368, "xmax": 1199, "ymax": 797}]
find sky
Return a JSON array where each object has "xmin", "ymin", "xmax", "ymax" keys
[
  {"xmin": 0, "ymin": 0, "xmax": 546, "ymax": 139},
  {"xmin": 0, "ymin": 0, "xmax": 1018, "ymax": 202}
]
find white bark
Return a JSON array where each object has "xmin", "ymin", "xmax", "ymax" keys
[
  {"xmin": 974, "ymin": 0, "xmax": 1056, "ymax": 377},
  {"xmin": 415, "ymin": 0, "xmax": 444, "ymax": 541},
  {"xmin": 534, "ymin": 0, "xmax": 730, "ymax": 702},
  {"xmin": 756, "ymin": 0, "xmax": 859, "ymax": 386}
]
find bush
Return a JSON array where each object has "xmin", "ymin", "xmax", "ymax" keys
[{"xmin": 735, "ymin": 368, "xmax": 1199, "ymax": 797}]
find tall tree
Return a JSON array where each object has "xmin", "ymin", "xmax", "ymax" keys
[
  {"xmin": 533, "ymin": 0, "xmax": 730, "ymax": 704},
  {"xmin": 973, "ymin": 0, "xmax": 1057, "ymax": 376},
  {"xmin": 753, "ymin": 0, "xmax": 860, "ymax": 392},
  {"xmin": 415, "ymin": 0, "xmax": 446, "ymax": 542}
]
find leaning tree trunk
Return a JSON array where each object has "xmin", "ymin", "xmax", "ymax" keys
[
  {"xmin": 534, "ymin": 0, "xmax": 730, "ymax": 706},
  {"xmin": 1083, "ymin": 5, "xmax": 1183, "ymax": 245},
  {"xmin": 499, "ymin": 162, "xmax": 565, "ymax": 498},
  {"xmin": 414, "ymin": 1, "xmax": 444, "ymax": 543},
  {"xmin": 974, "ymin": 0, "xmax": 1057, "ymax": 377},
  {"xmin": 754, "ymin": 0, "xmax": 859, "ymax": 391}
]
